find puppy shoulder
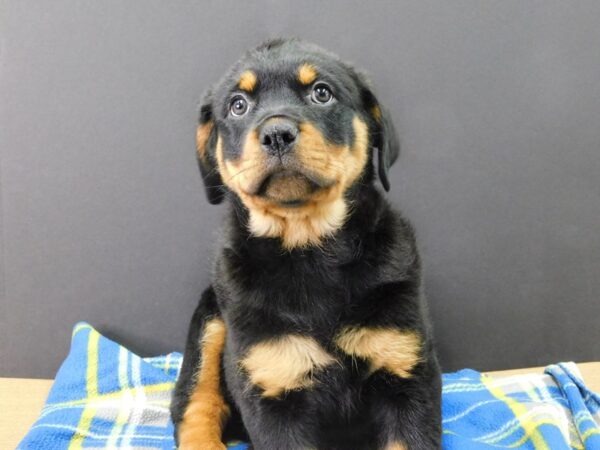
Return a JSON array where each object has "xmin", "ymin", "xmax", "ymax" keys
[{"xmin": 364, "ymin": 201, "xmax": 421, "ymax": 279}]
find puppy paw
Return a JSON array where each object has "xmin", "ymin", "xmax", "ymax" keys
[{"xmin": 178, "ymin": 440, "xmax": 227, "ymax": 450}]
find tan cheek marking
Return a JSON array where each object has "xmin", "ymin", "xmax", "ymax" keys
[
  {"xmin": 217, "ymin": 131, "xmax": 265, "ymax": 191},
  {"xmin": 196, "ymin": 121, "xmax": 214, "ymax": 162},
  {"xmin": 371, "ymin": 105, "xmax": 382, "ymax": 123},
  {"xmin": 178, "ymin": 319, "xmax": 229, "ymax": 449},
  {"xmin": 241, "ymin": 335, "xmax": 337, "ymax": 398},
  {"xmin": 215, "ymin": 137, "xmax": 229, "ymax": 181},
  {"xmin": 238, "ymin": 70, "xmax": 257, "ymax": 92},
  {"xmin": 335, "ymin": 327, "xmax": 421, "ymax": 378},
  {"xmin": 295, "ymin": 116, "xmax": 369, "ymax": 189},
  {"xmin": 297, "ymin": 63, "xmax": 318, "ymax": 85},
  {"xmin": 345, "ymin": 116, "xmax": 370, "ymax": 186}
]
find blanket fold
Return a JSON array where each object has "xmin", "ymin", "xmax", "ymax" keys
[{"xmin": 17, "ymin": 323, "xmax": 600, "ymax": 449}]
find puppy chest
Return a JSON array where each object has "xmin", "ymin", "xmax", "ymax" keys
[{"xmin": 227, "ymin": 325, "xmax": 422, "ymax": 400}]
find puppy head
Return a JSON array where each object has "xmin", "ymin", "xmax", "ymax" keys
[{"xmin": 197, "ymin": 39, "xmax": 399, "ymax": 248}]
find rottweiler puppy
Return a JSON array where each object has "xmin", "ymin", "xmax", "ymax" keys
[{"xmin": 170, "ymin": 38, "xmax": 441, "ymax": 450}]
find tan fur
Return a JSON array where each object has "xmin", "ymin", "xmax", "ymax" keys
[
  {"xmin": 238, "ymin": 70, "xmax": 257, "ymax": 92},
  {"xmin": 216, "ymin": 116, "xmax": 370, "ymax": 249},
  {"xmin": 240, "ymin": 335, "xmax": 337, "ymax": 398},
  {"xmin": 335, "ymin": 327, "xmax": 422, "ymax": 378},
  {"xmin": 178, "ymin": 319, "xmax": 229, "ymax": 450},
  {"xmin": 263, "ymin": 171, "xmax": 314, "ymax": 201},
  {"xmin": 385, "ymin": 442, "xmax": 408, "ymax": 450},
  {"xmin": 297, "ymin": 63, "xmax": 318, "ymax": 85},
  {"xmin": 246, "ymin": 197, "xmax": 348, "ymax": 249},
  {"xmin": 371, "ymin": 105, "xmax": 382, "ymax": 122},
  {"xmin": 196, "ymin": 121, "xmax": 214, "ymax": 162},
  {"xmin": 295, "ymin": 117, "xmax": 369, "ymax": 191}
]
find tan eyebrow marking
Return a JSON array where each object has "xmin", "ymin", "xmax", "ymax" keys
[
  {"xmin": 297, "ymin": 63, "xmax": 318, "ymax": 85},
  {"xmin": 238, "ymin": 70, "xmax": 257, "ymax": 92}
]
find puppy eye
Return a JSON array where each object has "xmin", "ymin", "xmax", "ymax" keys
[
  {"xmin": 230, "ymin": 96, "xmax": 249, "ymax": 116},
  {"xmin": 311, "ymin": 83, "xmax": 333, "ymax": 104}
]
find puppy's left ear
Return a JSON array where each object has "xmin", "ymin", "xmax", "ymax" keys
[
  {"xmin": 373, "ymin": 105, "xmax": 400, "ymax": 192},
  {"xmin": 358, "ymin": 78, "xmax": 400, "ymax": 191},
  {"xmin": 196, "ymin": 90, "xmax": 226, "ymax": 205}
]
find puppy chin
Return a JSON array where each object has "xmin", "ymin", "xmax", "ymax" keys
[{"xmin": 260, "ymin": 170, "xmax": 317, "ymax": 206}]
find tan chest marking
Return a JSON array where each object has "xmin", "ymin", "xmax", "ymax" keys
[
  {"xmin": 178, "ymin": 319, "xmax": 229, "ymax": 450},
  {"xmin": 240, "ymin": 335, "xmax": 337, "ymax": 398},
  {"xmin": 335, "ymin": 327, "xmax": 422, "ymax": 378}
]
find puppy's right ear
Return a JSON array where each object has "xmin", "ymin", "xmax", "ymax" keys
[
  {"xmin": 350, "ymin": 69, "xmax": 400, "ymax": 192},
  {"xmin": 196, "ymin": 90, "xmax": 225, "ymax": 204}
]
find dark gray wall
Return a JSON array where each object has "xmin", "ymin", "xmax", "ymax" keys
[{"xmin": 1, "ymin": 1, "xmax": 599, "ymax": 378}]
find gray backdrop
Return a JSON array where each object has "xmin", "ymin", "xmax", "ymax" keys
[{"xmin": 1, "ymin": 1, "xmax": 599, "ymax": 378}]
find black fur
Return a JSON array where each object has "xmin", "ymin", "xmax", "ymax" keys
[{"xmin": 171, "ymin": 39, "xmax": 441, "ymax": 449}]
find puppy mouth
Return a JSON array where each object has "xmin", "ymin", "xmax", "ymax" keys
[{"xmin": 255, "ymin": 169, "xmax": 331, "ymax": 206}]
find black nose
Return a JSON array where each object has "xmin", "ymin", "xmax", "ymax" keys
[{"xmin": 259, "ymin": 119, "xmax": 298, "ymax": 157}]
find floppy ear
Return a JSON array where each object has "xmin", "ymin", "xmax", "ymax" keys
[
  {"xmin": 374, "ymin": 106, "xmax": 400, "ymax": 191},
  {"xmin": 358, "ymin": 81, "xmax": 400, "ymax": 192},
  {"xmin": 196, "ymin": 91, "xmax": 225, "ymax": 204}
]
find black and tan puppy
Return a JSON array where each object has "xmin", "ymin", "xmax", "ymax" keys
[{"xmin": 170, "ymin": 38, "xmax": 441, "ymax": 450}]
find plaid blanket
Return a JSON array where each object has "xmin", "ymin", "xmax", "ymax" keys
[
  {"xmin": 18, "ymin": 323, "xmax": 600, "ymax": 449},
  {"xmin": 443, "ymin": 366, "xmax": 600, "ymax": 449}
]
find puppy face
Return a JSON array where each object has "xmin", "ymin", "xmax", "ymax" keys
[{"xmin": 197, "ymin": 39, "xmax": 399, "ymax": 248}]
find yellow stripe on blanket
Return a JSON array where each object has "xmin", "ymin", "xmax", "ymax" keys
[
  {"xmin": 480, "ymin": 374, "xmax": 550, "ymax": 449},
  {"xmin": 68, "ymin": 327, "xmax": 100, "ymax": 450}
]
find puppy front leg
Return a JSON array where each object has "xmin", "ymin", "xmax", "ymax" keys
[
  {"xmin": 335, "ymin": 323, "xmax": 441, "ymax": 449},
  {"xmin": 234, "ymin": 333, "xmax": 334, "ymax": 450},
  {"xmin": 240, "ymin": 400, "xmax": 318, "ymax": 450},
  {"xmin": 369, "ymin": 365, "xmax": 442, "ymax": 450},
  {"xmin": 170, "ymin": 287, "xmax": 230, "ymax": 450}
]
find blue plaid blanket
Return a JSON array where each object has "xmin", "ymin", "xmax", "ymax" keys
[{"xmin": 18, "ymin": 323, "xmax": 600, "ymax": 449}]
